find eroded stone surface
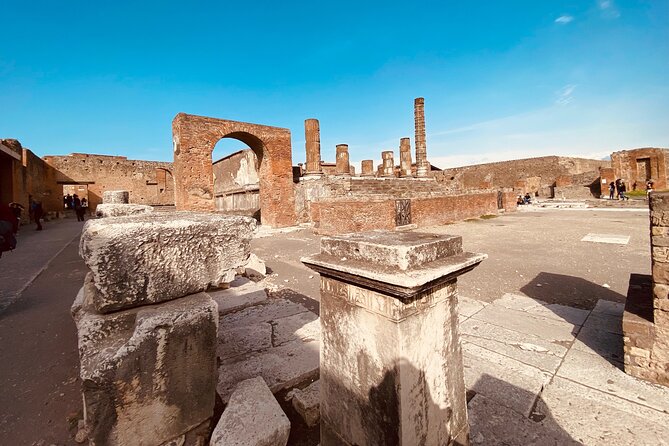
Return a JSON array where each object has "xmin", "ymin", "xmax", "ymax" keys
[
  {"xmin": 95, "ymin": 203, "xmax": 154, "ymax": 218},
  {"xmin": 73, "ymin": 277, "xmax": 218, "ymax": 446},
  {"xmin": 291, "ymin": 380, "xmax": 320, "ymax": 427},
  {"xmin": 102, "ymin": 190, "xmax": 129, "ymax": 204},
  {"xmin": 80, "ymin": 212, "xmax": 256, "ymax": 313},
  {"xmin": 207, "ymin": 279, "xmax": 269, "ymax": 316},
  {"xmin": 211, "ymin": 377, "xmax": 290, "ymax": 446}
]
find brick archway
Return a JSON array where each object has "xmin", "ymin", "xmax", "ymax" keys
[{"xmin": 172, "ymin": 113, "xmax": 297, "ymax": 227}]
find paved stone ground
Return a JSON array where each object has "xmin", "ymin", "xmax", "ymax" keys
[{"xmin": 0, "ymin": 207, "xmax": 661, "ymax": 445}]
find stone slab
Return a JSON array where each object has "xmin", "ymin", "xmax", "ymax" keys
[
  {"xmin": 592, "ymin": 299, "xmax": 625, "ymax": 317},
  {"xmin": 472, "ymin": 305, "xmax": 579, "ymax": 342},
  {"xmin": 581, "ymin": 233, "xmax": 630, "ymax": 245},
  {"xmin": 583, "ymin": 311, "xmax": 623, "ymax": 335},
  {"xmin": 219, "ymin": 298, "xmax": 310, "ymax": 329},
  {"xmin": 94, "ymin": 203, "xmax": 154, "ymax": 218},
  {"xmin": 557, "ymin": 348, "xmax": 669, "ymax": 414},
  {"xmin": 463, "ymin": 341, "xmax": 552, "ymax": 417},
  {"xmin": 537, "ymin": 376, "xmax": 669, "ymax": 445},
  {"xmin": 493, "ymin": 293, "xmax": 590, "ymax": 326},
  {"xmin": 80, "ymin": 212, "xmax": 256, "ymax": 313},
  {"xmin": 571, "ymin": 325, "xmax": 624, "ymax": 363},
  {"xmin": 461, "ymin": 318, "xmax": 566, "ymax": 373},
  {"xmin": 211, "ymin": 377, "xmax": 290, "ymax": 446},
  {"xmin": 73, "ymin": 283, "xmax": 218, "ymax": 446},
  {"xmin": 207, "ymin": 280, "xmax": 269, "ymax": 316},
  {"xmin": 218, "ymin": 323, "xmax": 273, "ymax": 361},
  {"xmin": 271, "ymin": 311, "xmax": 320, "ymax": 346},
  {"xmin": 458, "ymin": 296, "xmax": 487, "ymax": 318},
  {"xmin": 291, "ymin": 380, "xmax": 320, "ymax": 427},
  {"xmin": 217, "ymin": 340, "xmax": 319, "ymax": 404},
  {"xmin": 468, "ymin": 393, "xmax": 581, "ymax": 446}
]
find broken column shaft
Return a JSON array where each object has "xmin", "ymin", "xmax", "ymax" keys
[
  {"xmin": 335, "ymin": 144, "xmax": 351, "ymax": 176},
  {"xmin": 304, "ymin": 119, "xmax": 323, "ymax": 176},
  {"xmin": 414, "ymin": 97, "xmax": 429, "ymax": 177},
  {"xmin": 361, "ymin": 160, "xmax": 375, "ymax": 177},
  {"xmin": 399, "ymin": 137, "xmax": 412, "ymax": 178},
  {"xmin": 381, "ymin": 151, "xmax": 395, "ymax": 177},
  {"xmin": 302, "ymin": 231, "xmax": 485, "ymax": 446}
]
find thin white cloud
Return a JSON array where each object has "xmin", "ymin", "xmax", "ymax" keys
[
  {"xmin": 597, "ymin": 0, "xmax": 621, "ymax": 18},
  {"xmin": 555, "ymin": 15, "xmax": 574, "ymax": 25},
  {"xmin": 555, "ymin": 84, "xmax": 577, "ymax": 106}
]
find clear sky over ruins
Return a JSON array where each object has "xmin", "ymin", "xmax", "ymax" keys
[{"xmin": 1, "ymin": 0, "xmax": 667, "ymax": 168}]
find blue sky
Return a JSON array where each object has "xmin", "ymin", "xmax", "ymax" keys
[{"xmin": 1, "ymin": 0, "xmax": 667, "ymax": 168}]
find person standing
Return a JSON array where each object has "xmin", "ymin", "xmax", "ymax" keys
[
  {"xmin": 646, "ymin": 179, "xmax": 654, "ymax": 198},
  {"xmin": 619, "ymin": 181, "xmax": 629, "ymax": 201},
  {"xmin": 0, "ymin": 202, "xmax": 19, "ymax": 256},
  {"xmin": 73, "ymin": 194, "xmax": 85, "ymax": 222},
  {"xmin": 32, "ymin": 200, "xmax": 44, "ymax": 230},
  {"xmin": 609, "ymin": 181, "xmax": 615, "ymax": 200}
]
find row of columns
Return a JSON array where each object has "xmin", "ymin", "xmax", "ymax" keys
[{"xmin": 303, "ymin": 97, "xmax": 430, "ymax": 178}]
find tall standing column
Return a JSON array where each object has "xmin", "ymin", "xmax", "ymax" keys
[
  {"xmin": 302, "ymin": 232, "xmax": 485, "ymax": 446},
  {"xmin": 335, "ymin": 144, "xmax": 351, "ymax": 176},
  {"xmin": 399, "ymin": 137, "xmax": 413, "ymax": 178},
  {"xmin": 304, "ymin": 119, "xmax": 323, "ymax": 176},
  {"xmin": 381, "ymin": 150, "xmax": 395, "ymax": 177},
  {"xmin": 414, "ymin": 97, "xmax": 429, "ymax": 177}
]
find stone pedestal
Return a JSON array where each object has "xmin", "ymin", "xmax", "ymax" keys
[
  {"xmin": 382, "ymin": 151, "xmax": 395, "ymax": 177},
  {"xmin": 399, "ymin": 137, "xmax": 413, "ymax": 178},
  {"xmin": 361, "ymin": 160, "xmax": 375, "ymax": 177},
  {"xmin": 102, "ymin": 190, "xmax": 129, "ymax": 204},
  {"xmin": 305, "ymin": 119, "xmax": 323, "ymax": 176},
  {"xmin": 414, "ymin": 97, "xmax": 429, "ymax": 177},
  {"xmin": 302, "ymin": 232, "xmax": 485, "ymax": 446},
  {"xmin": 335, "ymin": 144, "xmax": 351, "ymax": 176}
]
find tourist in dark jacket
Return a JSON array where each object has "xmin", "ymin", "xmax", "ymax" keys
[{"xmin": 0, "ymin": 202, "xmax": 18, "ymax": 255}]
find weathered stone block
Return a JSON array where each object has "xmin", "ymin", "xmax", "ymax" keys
[
  {"xmin": 653, "ymin": 263, "xmax": 669, "ymax": 285},
  {"xmin": 291, "ymin": 380, "xmax": 320, "ymax": 427},
  {"xmin": 95, "ymin": 203, "xmax": 154, "ymax": 218},
  {"xmin": 650, "ymin": 192, "xmax": 669, "ymax": 212},
  {"xmin": 653, "ymin": 246, "xmax": 669, "ymax": 263},
  {"xmin": 102, "ymin": 190, "xmax": 130, "ymax": 204},
  {"xmin": 72, "ymin": 276, "xmax": 219, "ymax": 446},
  {"xmin": 211, "ymin": 377, "xmax": 290, "ymax": 446},
  {"xmin": 654, "ymin": 283, "xmax": 669, "ymax": 301},
  {"xmin": 80, "ymin": 212, "xmax": 256, "ymax": 313}
]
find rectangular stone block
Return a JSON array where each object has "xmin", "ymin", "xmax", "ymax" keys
[
  {"xmin": 94, "ymin": 203, "xmax": 154, "ymax": 218},
  {"xmin": 80, "ymin": 212, "xmax": 256, "ymax": 313},
  {"xmin": 102, "ymin": 190, "xmax": 130, "ymax": 204},
  {"xmin": 72, "ymin": 276, "xmax": 219, "ymax": 446},
  {"xmin": 653, "ymin": 246, "xmax": 669, "ymax": 263},
  {"xmin": 651, "ymin": 235, "xmax": 669, "ymax": 248},
  {"xmin": 650, "ymin": 192, "xmax": 669, "ymax": 212},
  {"xmin": 211, "ymin": 377, "xmax": 290, "ymax": 446},
  {"xmin": 652, "ymin": 262, "xmax": 669, "ymax": 285}
]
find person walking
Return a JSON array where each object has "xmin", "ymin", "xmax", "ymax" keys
[
  {"xmin": 73, "ymin": 194, "xmax": 85, "ymax": 222},
  {"xmin": 609, "ymin": 181, "xmax": 616, "ymax": 200},
  {"xmin": 619, "ymin": 181, "xmax": 629, "ymax": 201},
  {"xmin": 32, "ymin": 200, "xmax": 44, "ymax": 230},
  {"xmin": 646, "ymin": 179, "xmax": 654, "ymax": 198}
]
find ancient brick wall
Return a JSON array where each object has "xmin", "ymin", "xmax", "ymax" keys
[
  {"xmin": 172, "ymin": 113, "xmax": 296, "ymax": 228},
  {"xmin": 43, "ymin": 153, "xmax": 174, "ymax": 211},
  {"xmin": 623, "ymin": 192, "xmax": 669, "ymax": 386},
  {"xmin": 310, "ymin": 200, "xmax": 396, "ymax": 235},
  {"xmin": 611, "ymin": 148, "xmax": 669, "ymax": 191},
  {"xmin": 440, "ymin": 156, "xmax": 609, "ymax": 195}
]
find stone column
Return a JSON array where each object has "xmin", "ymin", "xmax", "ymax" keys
[
  {"xmin": 304, "ymin": 119, "xmax": 323, "ymax": 176},
  {"xmin": 302, "ymin": 231, "xmax": 485, "ymax": 446},
  {"xmin": 361, "ymin": 160, "xmax": 375, "ymax": 177},
  {"xmin": 399, "ymin": 137, "xmax": 412, "ymax": 178},
  {"xmin": 381, "ymin": 151, "xmax": 395, "ymax": 177},
  {"xmin": 103, "ymin": 190, "xmax": 129, "ymax": 204},
  {"xmin": 335, "ymin": 144, "xmax": 351, "ymax": 176},
  {"xmin": 414, "ymin": 97, "xmax": 429, "ymax": 177}
]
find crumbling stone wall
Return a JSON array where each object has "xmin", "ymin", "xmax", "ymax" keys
[
  {"xmin": 43, "ymin": 153, "xmax": 174, "ymax": 211},
  {"xmin": 623, "ymin": 192, "xmax": 669, "ymax": 386},
  {"xmin": 212, "ymin": 149, "xmax": 259, "ymax": 214},
  {"xmin": 172, "ymin": 113, "xmax": 297, "ymax": 228},
  {"xmin": 440, "ymin": 156, "xmax": 609, "ymax": 196},
  {"xmin": 611, "ymin": 148, "xmax": 669, "ymax": 191}
]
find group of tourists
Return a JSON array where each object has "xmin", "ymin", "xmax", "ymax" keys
[
  {"xmin": 64, "ymin": 193, "xmax": 88, "ymax": 222},
  {"xmin": 608, "ymin": 179, "xmax": 654, "ymax": 200},
  {"xmin": 516, "ymin": 193, "xmax": 533, "ymax": 205},
  {"xmin": 0, "ymin": 198, "xmax": 44, "ymax": 257}
]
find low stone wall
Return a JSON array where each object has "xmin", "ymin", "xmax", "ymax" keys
[
  {"xmin": 623, "ymin": 192, "xmax": 669, "ymax": 386},
  {"xmin": 311, "ymin": 191, "xmax": 515, "ymax": 235}
]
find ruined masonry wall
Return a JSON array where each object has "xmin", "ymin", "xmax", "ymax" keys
[
  {"xmin": 611, "ymin": 148, "xmax": 669, "ymax": 191},
  {"xmin": 44, "ymin": 153, "xmax": 174, "ymax": 211}
]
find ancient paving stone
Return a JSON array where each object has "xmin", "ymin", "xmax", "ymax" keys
[
  {"xmin": 458, "ymin": 296, "xmax": 487, "ymax": 319},
  {"xmin": 584, "ymin": 310, "xmax": 623, "ymax": 335},
  {"xmin": 461, "ymin": 318, "xmax": 566, "ymax": 373},
  {"xmin": 217, "ymin": 340, "xmax": 319, "ymax": 403},
  {"xmin": 291, "ymin": 380, "xmax": 320, "ymax": 427},
  {"xmin": 571, "ymin": 325, "xmax": 624, "ymax": 362},
  {"xmin": 80, "ymin": 212, "xmax": 255, "ymax": 313},
  {"xmin": 211, "ymin": 377, "xmax": 290, "ymax": 446},
  {"xmin": 207, "ymin": 280, "xmax": 268, "ymax": 316},
  {"xmin": 73, "ymin": 281, "xmax": 218, "ymax": 446},
  {"xmin": 581, "ymin": 233, "xmax": 630, "ymax": 245},
  {"xmin": 271, "ymin": 311, "xmax": 319, "ymax": 346},
  {"xmin": 472, "ymin": 304, "xmax": 579, "ymax": 342},
  {"xmin": 218, "ymin": 323, "xmax": 273, "ymax": 361},
  {"xmin": 557, "ymin": 348, "xmax": 669, "ymax": 413},
  {"xmin": 592, "ymin": 299, "xmax": 625, "ymax": 317},
  {"xmin": 94, "ymin": 203, "xmax": 154, "ymax": 218},
  {"xmin": 467, "ymin": 394, "xmax": 581, "ymax": 446},
  {"xmin": 219, "ymin": 298, "xmax": 309, "ymax": 328},
  {"xmin": 493, "ymin": 293, "xmax": 590, "ymax": 326},
  {"xmin": 463, "ymin": 341, "xmax": 552, "ymax": 417},
  {"xmin": 537, "ymin": 376, "xmax": 669, "ymax": 445}
]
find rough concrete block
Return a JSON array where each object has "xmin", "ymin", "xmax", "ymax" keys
[
  {"xmin": 211, "ymin": 377, "xmax": 290, "ymax": 446},
  {"xmin": 95, "ymin": 203, "xmax": 154, "ymax": 218},
  {"xmin": 80, "ymin": 212, "xmax": 256, "ymax": 313},
  {"xmin": 102, "ymin": 190, "xmax": 130, "ymax": 204},
  {"xmin": 291, "ymin": 380, "xmax": 320, "ymax": 427},
  {"xmin": 73, "ymin": 276, "xmax": 219, "ymax": 446}
]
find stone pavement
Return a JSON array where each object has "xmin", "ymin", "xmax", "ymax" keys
[
  {"xmin": 0, "ymin": 218, "xmax": 83, "ymax": 312},
  {"xmin": 461, "ymin": 293, "xmax": 669, "ymax": 445}
]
